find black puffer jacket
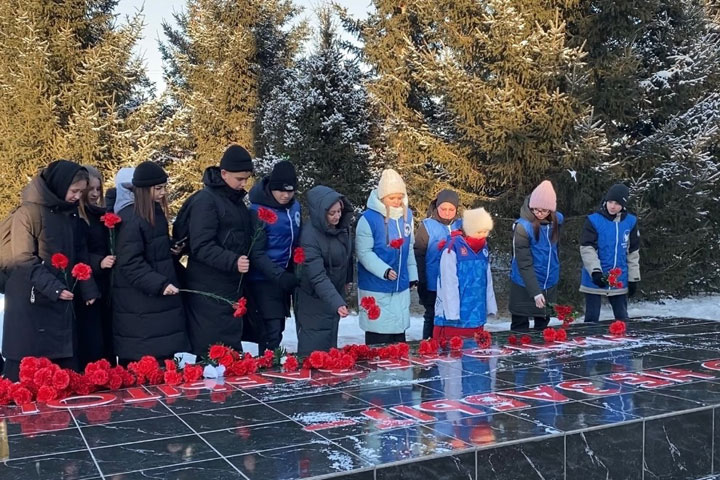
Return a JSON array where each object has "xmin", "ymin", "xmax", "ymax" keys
[
  {"xmin": 183, "ymin": 167, "xmax": 284, "ymax": 354},
  {"xmin": 3, "ymin": 162, "xmax": 99, "ymax": 360},
  {"xmin": 112, "ymin": 203, "xmax": 189, "ymax": 360},
  {"xmin": 295, "ymin": 186, "xmax": 353, "ymax": 354}
]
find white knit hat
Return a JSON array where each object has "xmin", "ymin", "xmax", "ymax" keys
[
  {"xmin": 377, "ymin": 169, "xmax": 407, "ymax": 199},
  {"xmin": 462, "ymin": 208, "xmax": 494, "ymax": 238}
]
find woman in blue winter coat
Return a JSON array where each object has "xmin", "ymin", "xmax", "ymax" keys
[
  {"xmin": 247, "ymin": 161, "xmax": 301, "ymax": 353},
  {"xmin": 356, "ymin": 169, "xmax": 418, "ymax": 345},
  {"xmin": 509, "ymin": 180, "xmax": 563, "ymax": 331},
  {"xmin": 434, "ymin": 208, "xmax": 497, "ymax": 340},
  {"xmin": 580, "ymin": 183, "xmax": 640, "ymax": 322},
  {"xmin": 414, "ymin": 189, "xmax": 462, "ymax": 340}
]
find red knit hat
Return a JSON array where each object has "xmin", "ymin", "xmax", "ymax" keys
[{"xmin": 529, "ymin": 180, "xmax": 557, "ymax": 212}]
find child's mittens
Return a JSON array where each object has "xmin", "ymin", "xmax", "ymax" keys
[{"xmin": 591, "ymin": 271, "xmax": 608, "ymax": 288}]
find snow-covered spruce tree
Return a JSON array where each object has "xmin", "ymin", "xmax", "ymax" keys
[
  {"xmin": 159, "ymin": 0, "xmax": 305, "ymax": 203},
  {"xmin": 259, "ymin": 8, "xmax": 378, "ymax": 209},
  {"xmin": 0, "ymin": 0, "xmax": 152, "ymax": 216}
]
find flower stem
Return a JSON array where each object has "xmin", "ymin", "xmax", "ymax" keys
[{"xmin": 178, "ymin": 289, "xmax": 234, "ymax": 306}]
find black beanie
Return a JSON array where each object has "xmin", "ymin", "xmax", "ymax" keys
[
  {"xmin": 41, "ymin": 160, "xmax": 86, "ymax": 200},
  {"xmin": 435, "ymin": 189, "xmax": 459, "ymax": 209},
  {"xmin": 132, "ymin": 161, "xmax": 168, "ymax": 188},
  {"xmin": 268, "ymin": 161, "xmax": 298, "ymax": 192},
  {"xmin": 605, "ymin": 183, "xmax": 630, "ymax": 208},
  {"xmin": 220, "ymin": 145, "xmax": 253, "ymax": 172}
]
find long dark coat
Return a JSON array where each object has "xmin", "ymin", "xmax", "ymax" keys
[
  {"xmin": 112, "ymin": 203, "xmax": 189, "ymax": 360},
  {"xmin": 183, "ymin": 167, "xmax": 284, "ymax": 355},
  {"xmin": 3, "ymin": 163, "xmax": 99, "ymax": 361},
  {"xmin": 295, "ymin": 186, "xmax": 353, "ymax": 356}
]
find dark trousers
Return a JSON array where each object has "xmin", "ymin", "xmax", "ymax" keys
[
  {"xmin": 584, "ymin": 294, "xmax": 629, "ymax": 323},
  {"xmin": 417, "ymin": 284, "xmax": 437, "ymax": 340},
  {"xmin": 365, "ymin": 332, "xmax": 406, "ymax": 346},
  {"xmin": 511, "ymin": 315, "xmax": 550, "ymax": 331},
  {"xmin": 259, "ymin": 318, "xmax": 285, "ymax": 354},
  {"xmin": 3, "ymin": 357, "xmax": 77, "ymax": 382}
]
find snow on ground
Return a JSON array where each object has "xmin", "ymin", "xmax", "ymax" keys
[{"xmin": 1, "ymin": 294, "xmax": 718, "ymax": 357}]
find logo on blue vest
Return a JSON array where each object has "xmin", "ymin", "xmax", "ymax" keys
[
  {"xmin": 294, "ymin": 211, "xmax": 301, "ymax": 227},
  {"xmin": 483, "ymin": 248, "xmax": 489, "ymax": 257},
  {"xmin": 622, "ymin": 230, "xmax": 630, "ymax": 249},
  {"xmin": 460, "ymin": 246, "xmax": 468, "ymax": 256},
  {"xmin": 404, "ymin": 223, "xmax": 411, "ymax": 237}
]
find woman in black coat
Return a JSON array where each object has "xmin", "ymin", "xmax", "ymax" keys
[
  {"xmin": 77, "ymin": 165, "xmax": 116, "ymax": 366},
  {"xmin": 3, "ymin": 160, "xmax": 100, "ymax": 381},
  {"xmin": 295, "ymin": 186, "xmax": 354, "ymax": 356},
  {"xmin": 112, "ymin": 162, "xmax": 189, "ymax": 363}
]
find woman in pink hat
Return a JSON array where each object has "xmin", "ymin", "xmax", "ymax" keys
[{"xmin": 508, "ymin": 180, "xmax": 563, "ymax": 331}]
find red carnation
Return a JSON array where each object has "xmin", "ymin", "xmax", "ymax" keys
[
  {"xmin": 396, "ymin": 343, "xmax": 410, "ymax": 358},
  {"xmin": 339, "ymin": 354, "xmax": 355, "ymax": 370},
  {"xmin": 520, "ymin": 335, "xmax": 532, "ymax": 345},
  {"xmin": 108, "ymin": 374, "xmax": 123, "ymax": 391},
  {"xmin": 609, "ymin": 320, "xmax": 627, "ymax": 336},
  {"xmin": 293, "ymin": 247, "xmax": 306, "ymax": 264},
  {"xmin": 36, "ymin": 385, "xmax": 57, "ymax": 403},
  {"xmin": 71, "ymin": 263, "xmax": 92, "ymax": 281},
  {"xmin": 609, "ymin": 267, "xmax": 622, "ymax": 276},
  {"xmin": 52, "ymin": 370, "xmax": 71, "ymax": 390},
  {"xmin": 283, "ymin": 355, "xmax": 299, "ymax": 372},
  {"xmin": 100, "ymin": 212, "xmax": 122, "ymax": 229},
  {"xmin": 543, "ymin": 328, "xmax": 557, "ymax": 343},
  {"xmin": 450, "ymin": 230, "xmax": 463, "ymax": 237},
  {"xmin": 183, "ymin": 364, "xmax": 204, "ymax": 383},
  {"xmin": 51, "ymin": 253, "xmax": 69, "ymax": 270},
  {"xmin": 616, "ymin": 281, "xmax": 624, "ymax": 288},
  {"xmin": 449, "ymin": 336, "xmax": 464, "ymax": 351},
  {"xmin": 418, "ymin": 338, "xmax": 440, "ymax": 356},
  {"xmin": 257, "ymin": 207, "xmax": 278, "ymax": 225},
  {"xmin": 474, "ymin": 330, "xmax": 492, "ymax": 349},
  {"xmin": 164, "ymin": 359, "xmax": 177, "ymax": 372},
  {"xmin": 233, "ymin": 297, "xmax": 247, "ymax": 318},
  {"xmin": 164, "ymin": 370, "xmax": 183, "ymax": 386},
  {"xmin": 360, "ymin": 296, "xmax": 376, "ymax": 310},
  {"xmin": 308, "ymin": 351, "xmax": 327, "ymax": 369},
  {"xmin": 437, "ymin": 240, "xmax": 447, "ymax": 251},
  {"xmin": 147, "ymin": 370, "xmax": 165, "ymax": 385},
  {"xmin": 366, "ymin": 305, "xmax": 381, "ymax": 321},
  {"xmin": 508, "ymin": 335, "xmax": 518, "ymax": 345},
  {"xmin": 137, "ymin": 356, "xmax": 159, "ymax": 376},
  {"xmin": 34, "ymin": 367, "xmax": 54, "ymax": 387},
  {"xmin": 219, "ymin": 354, "xmax": 235, "ymax": 368},
  {"xmin": 556, "ymin": 329, "xmax": 568, "ymax": 341},
  {"xmin": 389, "ymin": 238, "xmax": 404, "ymax": 249},
  {"xmin": 209, "ymin": 345, "xmax": 227, "ymax": 360},
  {"xmin": 90, "ymin": 369, "xmax": 109, "ymax": 386},
  {"xmin": 10, "ymin": 385, "xmax": 33, "ymax": 406}
]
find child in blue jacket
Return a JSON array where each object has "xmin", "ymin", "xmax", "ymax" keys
[
  {"xmin": 434, "ymin": 207, "xmax": 497, "ymax": 340},
  {"xmin": 580, "ymin": 183, "xmax": 640, "ymax": 322}
]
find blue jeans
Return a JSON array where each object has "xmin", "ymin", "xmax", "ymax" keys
[{"xmin": 584, "ymin": 294, "xmax": 628, "ymax": 323}]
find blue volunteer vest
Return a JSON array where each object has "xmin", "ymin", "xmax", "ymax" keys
[
  {"xmin": 248, "ymin": 201, "xmax": 301, "ymax": 280},
  {"xmin": 510, "ymin": 212, "xmax": 564, "ymax": 290},
  {"xmin": 357, "ymin": 209, "xmax": 414, "ymax": 293},
  {"xmin": 435, "ymin": 236, "xmax": 490, "ymax": 328},
  {"xmin": 423, "ymin": 218, "xmax": 462, "ymax": 291},
  {"xmin": 580, "ymin": 212, "xmax": 637, "ymax": 290}
]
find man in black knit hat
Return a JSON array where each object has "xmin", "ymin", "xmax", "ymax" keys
[{"xmin": 178, "ymin": 144, "xmax": 286, "ymax": 355}]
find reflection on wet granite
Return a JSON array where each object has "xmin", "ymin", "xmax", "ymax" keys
[{"xmin": 0, "ymin": 318, "xmax": 719, "ymax": 480}]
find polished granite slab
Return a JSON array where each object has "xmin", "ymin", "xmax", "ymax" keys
[{"xmin": 1, "ymin": 317, "xmax": 720, "ymax": 479}]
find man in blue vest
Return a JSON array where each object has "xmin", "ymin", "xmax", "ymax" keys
[
  {"xmin": 580, "ymin": 183, "xmax": 641, "ymax": 322},
  {"xmin": 414, "ymin": 189, "xmax": 462, "ymax": 339}
]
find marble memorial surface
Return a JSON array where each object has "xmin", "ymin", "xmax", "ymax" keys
[{"xmin": 1, "ymin": 318, "xmax": 720, "ymax": 479}]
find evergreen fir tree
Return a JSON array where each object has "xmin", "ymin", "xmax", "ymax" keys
[
  {"xmin": 159, "ymin": 0, "xmax": 305, "ymax": 201},
  {"xmin": 0, "ymin": 0, "xmax": 152, "ymax": 216},
  {"xmin": 259, "ymin": 8, "xmax": 378, "ymax": 209}
]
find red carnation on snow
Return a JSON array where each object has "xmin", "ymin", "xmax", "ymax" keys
[
  {"xmin": 257, "ymin": 207, "xmax": 278, "ymax": 225},
  {"xmin": 71, "ymin": 263, "xmax": 92, "ymax": 281},
  {"xmin": 51, "ymin": 253, "xmax": 69, "ymax": 270},
  {"xmin": 100, "ymin": 213, "xmax": 122, "ymax": 229},
  {"xmin": 293, "ymin": 247, "xmax": 306, "ymax": 264},
  {"xmin": 508, "ymin": 335, "xmax": 518, "ymax": 345},
  {"xmin": 418, "ymin": 338, "xmax": 440, "ymax": 356},
  {"xmin": 389, "ymin": 238, "xmax": 404, "ymax": 249},
  {"xmin": 449, "ymin": 336, "xmax": 464, "ymax": 351},
  {"xmin": 283, "ymin": 355, "xmax": 299, "ymax": 372},
  {"xmin": 609, "ymin": 320, "xmax": 627, "ymax": 336}
]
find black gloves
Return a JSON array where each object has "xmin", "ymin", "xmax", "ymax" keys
[
  {"xmin": 591, "ymin": 271, "xmax": 608, "ymax": 288},
  {"xmin": 409, "ymin": 280, "xmax": 418, "ymax": 289},
  {"xmin": 628, "ymin": 282, "xmax": 638, "ymax": 297},
  {"xmin": 279, "ymin": 272, "xmax": 298, "ymax": 292}
]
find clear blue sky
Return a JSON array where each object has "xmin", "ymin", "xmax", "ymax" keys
[{"xmin": 116, "ymin": 0, "xmax": 372, "ymax": 93}]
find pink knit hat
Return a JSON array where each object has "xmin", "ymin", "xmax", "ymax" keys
[{"xmin": 529, "ymin": 180, "xmax": 557, "ymax": 212}]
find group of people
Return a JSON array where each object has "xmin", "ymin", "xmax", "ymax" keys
[{"xmin": 0, "ymin": 144, "xmax": 641, "ymax": 381}]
